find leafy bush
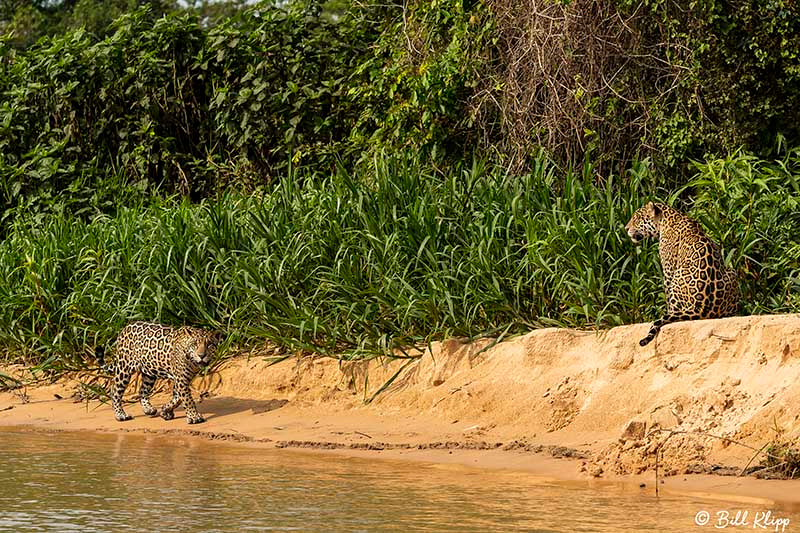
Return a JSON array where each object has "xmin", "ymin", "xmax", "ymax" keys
[
  {"xmin": 452, "ymin": 0, "xmax": 800, "ymax": 176},
  {"xmin": 202, "ymin": 1, "xmax": 380, "ymax": 177},
  {"xmin": 0, "ymin": 2, "xmax": 383, "ymax": 223},
  {"xmin": 615, "ymin": 0, "xmax": 800, "ymax": 169},
  {"xmin": 349, "ymin": 0, "xmax": 496, "ymax": 165},
  {"xmin": 5, "ymin": 0, "xmax": 800, "ymax": 205}
]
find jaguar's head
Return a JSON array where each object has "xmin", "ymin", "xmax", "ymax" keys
[
  {"xmin": 625, "ymin": 201, "xmax": 663, "ymax": 244},
  {"xmin": 183, "ymin": 329, "xmax": 221, "ymax": 366}
]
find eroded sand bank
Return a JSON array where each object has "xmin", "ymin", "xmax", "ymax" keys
[{"xmin": 2, "ymin": 314, "xmax": 800, "ymax": 507}]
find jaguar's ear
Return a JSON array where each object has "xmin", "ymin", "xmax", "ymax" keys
[{"xmin": 647, "ymin": 202, "xmax": 662, "ymax": 222}]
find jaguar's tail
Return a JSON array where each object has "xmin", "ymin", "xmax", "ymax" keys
[{"xmin": 95, "ymin": 346, "xmax": 113, "ymax": 373}]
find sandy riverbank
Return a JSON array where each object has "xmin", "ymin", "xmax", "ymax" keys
[{"xmin": 2, "ymin": 314, "xmax": 800, "ymax": 508}]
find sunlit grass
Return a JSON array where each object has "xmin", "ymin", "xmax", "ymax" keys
[{"xmin": 0, "ymin": 151, "xmax": 796, "ymax": 371}]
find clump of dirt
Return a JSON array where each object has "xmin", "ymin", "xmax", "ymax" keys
[{"xmin": 591, "ymin": 376, "xmax": 756, "ymax": 476}]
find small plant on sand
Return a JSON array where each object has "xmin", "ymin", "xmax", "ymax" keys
[
  {"xmin": 754, "ymin": 420, "xmax": 800, "ymax": 479},
  {"xmin": 758, "ymin": 441, "xmax": 800, "ymax": 479},
  {"xmin": 0, "ymin": 371, "xmax": 21, "ymax": 391}
]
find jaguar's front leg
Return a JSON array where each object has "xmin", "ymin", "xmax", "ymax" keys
[
  {"xmin": 179, "ymin": 382, "xmax": 205, "ymax": 425},
  {"xmin": 159, "ymin": 386, "xmax": 182, "ymax": 421}
]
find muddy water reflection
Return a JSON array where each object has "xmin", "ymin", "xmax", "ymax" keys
[{"xmin": 0, "ymin": 428, "xmax": 796, "ymax": 532}]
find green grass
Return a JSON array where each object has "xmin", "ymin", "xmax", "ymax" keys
[{"xmin": 0, "ymin": 151, "xmax": 797, "ymax": 371}]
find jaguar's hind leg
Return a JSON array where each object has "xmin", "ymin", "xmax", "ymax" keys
[
  {"xmin": 111, "ymin": 369, "xmax": 134, "ymax": 421},
  {"xmin": 139, "ymin": 372, "xmax": 158, "ymax": 416}
]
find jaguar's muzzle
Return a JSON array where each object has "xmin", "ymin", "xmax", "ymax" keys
[{"xmin": 628, "ymin": 230, "xmax": 643, "ymax": 243}]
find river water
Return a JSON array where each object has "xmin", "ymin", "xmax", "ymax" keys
[{"xmin": 0, "ymin": 427, "xmax": 796, "ymax": 532}]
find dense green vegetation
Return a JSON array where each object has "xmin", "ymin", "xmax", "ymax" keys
[
  {"xmin": 1, "ymin": 151, "xmax": 798, "ymax": 369},
  {"xmin": 1, "ymin": 1, "xmax": 381, "ymax": 218},
  {"xmin": 0, "ymin": 0, "xmax": 798, "ymax": 370}
]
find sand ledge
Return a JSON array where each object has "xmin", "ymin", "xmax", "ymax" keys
[{"xmin": 3, "ymin": 314, "xmax": 800, "ymax": 506}]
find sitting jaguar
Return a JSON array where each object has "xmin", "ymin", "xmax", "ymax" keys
[
  {"xmin": 96, "ymin": 321, "xmax": 220, "ymax": 424},
  {"xmin": 625, "ymin": 202, "xmax": 739, "ymax": 346}
]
